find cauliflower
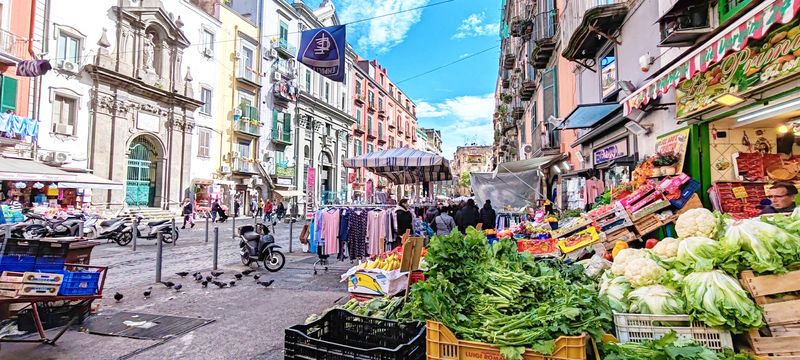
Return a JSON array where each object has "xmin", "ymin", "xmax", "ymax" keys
[
  {"xmin": 610, "ymin": 248, "xmax": 647, "ymax": 276},
  {"xmin": 675, "ymin": 208, "xmax": 720, "ymax": 239},
  {"xmin": 652, "ymin": 237, "xmax": 681, "ymax": 260},
  {"xmin": 624, "ymin": 257, "xmax": 666, "ymax": 288}
]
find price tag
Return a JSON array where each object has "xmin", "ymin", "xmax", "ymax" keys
[{"xmin": 732, "ymin": 186, "xmax": 748, "ymax": 199}]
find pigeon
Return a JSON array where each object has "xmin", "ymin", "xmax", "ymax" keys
[
  {"xmin": 211, "ymin": 271, "xmax": 224, "ymax": 278},
  {"xmin": 205, "ymin": 276, "xmax": 213, "ymax": 282},
  {"xmin": 194, "ymin": 273, "xmax": 204, "ymax": 282},
  {"xmin": 241, "ymin": 269, "xmax": 255, "ymax": 276},
  {"xmin": 175, "ymin": 272, "xmax": 189, "ymax": 278},
  {"xmin": 114, "ymin": 292, "xmax": 124, "ymax": 302},
  {"xmin": 212, "ymin": 281, "xmax": 227, "ymax": 288},
  {"xmin": 143, "ymin": 287, "xmax": 152, "ymax": 298},
  {"xmin": 201, "ymin": 280, "xmax": 208, "ymax": 288},
  {"xmin": 256, "ymin": 280, "xmax": 274, "ymax": 288},
  {"xmin": 253, "ymin": 274, "xmax": 260, "ymax": 281},
  {"xmin": 229, "ymin": 280, "xmax": 236, "ymax": 287},
  {"xmin": 173, "ymin": 284, "xmax": 183, "ymax": 291},
  {"xmin": 162, "ymin": 281, "xmax": 175, "ymax": 288},
  {"xmin": 234, "ymin": 273, "xmax": 243, "ymax": 280}
]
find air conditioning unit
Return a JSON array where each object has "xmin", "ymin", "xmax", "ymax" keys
[
  {"xmin": 234, "ymin": 50, "xmax": 242, "ymax": 60},
  {"xmin": 54, "ymin": 124, "xmax": 73, "ymax": 135},
  {"xmin": 202, "ymin": 48, "xmax": 214, "ymax": 57},
  {"xmin": 54, "ymin": 152, "xmax": 71, "ymax": 163},
  {"xmin": 58, "ymin": 60, "xmax": 79, "ymax": 74},
  {"xmin": 522, "ymin": 144, "xmax": 533, "ymax": 154},
  {"xmin": 272, "ymin": 72, "xmax": 282, "ymax": 82},
  {"xmin": 220, "ymin": 165, "xmax": 232, "ymax": 174},
  {"xmin": 265, "ymin": 48, "xmax": 278, "ymax": 59}
]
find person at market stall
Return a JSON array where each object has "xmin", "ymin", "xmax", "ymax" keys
[
  {"xmin": 479, "ymin": 200, "xmax": 497, "ymax": 230},
  {"xmin": 393, "ymin": 198, "xmax": 413, "ymax": 248},
  {"xmin": 761, "ymin": 182, "xmax": 798, "ymax": 214},
  {"xmin": 181, "ymin": 197, "xmax": 195, "ymax": 229},
  {"xmin": 432, "ymin": 205, "xmax": 456, "ymax": 235},
  {"xmin": 424, "ymin": 205, "xmax": 438, "ymax": 223},
  {"xmin": 455, "ymin": 199, "xmax": 480, "ymax": 233}
]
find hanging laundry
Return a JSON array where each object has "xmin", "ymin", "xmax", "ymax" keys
[{"xmin": 16, "ymin": 60, "xmax": 52, "ymax": 77}]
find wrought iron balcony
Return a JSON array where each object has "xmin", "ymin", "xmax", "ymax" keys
[
  {"xmin": 530, "ymin": 10, "xmax": 559, "ymax": 69},
  {"xmin": 232, "ymin": 157, "xmax": 258, "ymax": 174},
  {"xmin": 270, "ymin": 128, "xmax": 292, "ymax": 144},
  {"xmin": 275, "ymin": 38, "xmax": 297, "ymax": 58},
  {"xmin": 234, "ymin": 120, "xmax": 261, "ymax": 136},
  {"xmin": 561, "ymin": 0, "xmax": 631, "ymax": 62},
  {"xmin": 353, "ymin": 124, "xmax": 365, "ymax": 136},
  {"xmin": 0, "ymin": 28, "xmax": 29, "ymax": 65}
]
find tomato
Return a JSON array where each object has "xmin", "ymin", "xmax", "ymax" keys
[{"xmin": 645, "ymin": 238, "xmax": 659, "ymax": 249}]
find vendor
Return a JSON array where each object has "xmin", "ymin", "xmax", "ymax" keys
[{"xmin": 761, "ymin": 182, "xmax": 798, "ymax": 214}]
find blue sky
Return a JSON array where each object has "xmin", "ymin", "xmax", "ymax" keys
[{"xmin": 304, "ymin": 0, "xmax": 502, "ymax": 158}]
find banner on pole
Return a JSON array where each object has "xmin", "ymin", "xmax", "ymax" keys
[{"xmin": 298, "ymin": 25, "xmax": 346, "ymax": 82}]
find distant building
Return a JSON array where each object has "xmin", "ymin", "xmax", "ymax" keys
[
  {"xmin": 452, "ymin": 145, "xmax": 492, "ymax": 196},
  {"xmin": 422, "ymin": 128, "xmax": 442, "ymax": 155}
]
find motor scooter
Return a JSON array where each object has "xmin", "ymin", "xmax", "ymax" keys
[
  {"xmin": 239, "ymin": 222, "xmax": 285, "ymax": 272},
  {"xmin": 83, "ymin": 216, "xmax": 127, "ymax": 243},
  {"xmin": 119, "ymin": 217, "xmax": 178, "ymax": 246},
  {"xmin": 22, "ymin": 213, "xmax": 85, "ymax": 238}
]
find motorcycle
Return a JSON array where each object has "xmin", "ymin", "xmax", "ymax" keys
[
  {"xmin": 21, "ymin": 213, "xmax": 85, "ymax": 238},
  {"xmin": 239, "ymin": 222, "xmax": 285, "ymax": 272},
  {"xmin": 83, "ymin": 216, "xmax": 127, "ymax": 243},
  {"xmin": 119, "ymin": 217, "xmax": 178, "ymax": 245}
]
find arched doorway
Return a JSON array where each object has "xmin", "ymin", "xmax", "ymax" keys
[
  {"xmin": 126, "ymin": 137, "xmax": 158, "ymax": 207},
  {"xmin": 320, "ymin": 152, "xmax": 333, "ymax": 204}
]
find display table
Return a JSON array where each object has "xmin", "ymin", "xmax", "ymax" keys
[{"xmin": 0, "ymin": 264, "xmax": 107, "ymax": 345}]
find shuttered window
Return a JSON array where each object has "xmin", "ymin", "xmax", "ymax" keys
[
  {"xmin": 198, "ymin": 129, "xmax": 211, "ymax": 157},
  {"xmin": 542, "ymin": 67, "xmax": 559, "ymax": 147},
  {"xmin": 0, "ymin": 76, "xmax": 17, "ymax": 113}
]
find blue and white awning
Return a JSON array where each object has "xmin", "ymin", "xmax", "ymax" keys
[{"xmin": 342, "ymin": 147, "xmax": 452, "ymax": 184}]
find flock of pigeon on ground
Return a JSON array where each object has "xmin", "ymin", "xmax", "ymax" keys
[{"xmin": 112, "ymin": 270, "xmax": 274, "ymax": 302}]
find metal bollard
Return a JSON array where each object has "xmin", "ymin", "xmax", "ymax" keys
[
  {"xmin": 172, "ymin": 218, "xmax": 177, "ymax": 246},
  {"xmin": 205, "ymin": 216, "xmax": 209, "ymax": 243},
  {"xmin": 155, "ymin": 232, "xmax": 163, "ymax": 283},
  {"xmin": 213, "ymin": 227, "xmax": 219, "ymax": 270},
  {"xmin": 132, "ymin": 218, "xmax": 138, "ymax": 252},
  {"xmin": 232, "ymin": 214, "xmax": 236, "ymax": 241},
  {"xmin": 78, "ymin": 222, "xmax": 84, "ymax": 238},
  {"xmin": 288, "ymin": 219, "xmax": 293, "ymax": 253}
]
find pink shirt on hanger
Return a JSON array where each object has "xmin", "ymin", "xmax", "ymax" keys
[{"xmin": 322, "ymin": 208, "xmax": 340, "ymax": 255}]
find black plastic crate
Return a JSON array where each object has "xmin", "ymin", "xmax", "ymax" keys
[
  {"xmin": 0, "ymin": 238, "xmax": 40, "ymax": 257},
  {"xmin": 37, "ymin": 240, "xmax": 69, "ymax": 258},
  {"xmin": 285, "ymin": 309, "xmax": 425, "ymax": 360},
  {"xmin": 16, "ymin": 303, "xmax": 90, "ymax": 332}
]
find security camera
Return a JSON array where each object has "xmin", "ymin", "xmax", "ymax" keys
[{"xmin": 639, "ymin": 54, "xmax": 654, "ymax": 72}]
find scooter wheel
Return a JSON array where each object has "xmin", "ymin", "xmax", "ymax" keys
[
  {"xmin": 264, "ymin": 251, "xmax": 285, "ymax": 272},
  {"xmin": 161, "ymin": 231, "xmax": 176, "ymax": 243},
  {"xmin": 115, "ymin": 231, "xmax": 133, "ymax": 246},
  {"xmin": 241, "ymin": 256, "xmax": 252, "ymax": 266}
]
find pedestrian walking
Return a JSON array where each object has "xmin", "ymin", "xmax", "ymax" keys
[
  {"xmin": 250, "ymin": 198, "xmax": 258, "ymax": 218},
  {"xmin": 210, "ymin": 199, "xmax": 219, "ymax": 223},
  {"xmin": 263, "ymin": 199, "xmax": 273, "ymax": 222},
  {"xmin": 256, "ymin": 198, "xmax": 264, "ymax": 218},
  {"xmin": 276, "ymin": 201, "xmax": 286, "ymax": 221},
  {"xmin": 432, "ymin": 205, "xmax": 456, "ymax": 235},
  {"xmin": 454, "ymin": 199, "xmax": 480, "ymax": 233},
  {"xmin": 181, "ymin": 197, "xmax": 195, "ymax": 229},
  {"xmin": 234, "ymin": 198, "xmax": 241, "ymax": 218},
  {"xmin": 479, "ymin": 200, "xmax": 497, "ymax": 230}
]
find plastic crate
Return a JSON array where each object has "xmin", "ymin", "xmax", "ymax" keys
[
  {"xmin": 0, "ymin": 255, "xmax": 36, "ymax": 272},
  {"xmin": 670, "ymin": 180, "xmax": 701, "ymax": 209},
  {"xmin": 284, "ymin": 309, "xmax": 426, "ymax": 360},
  {"xmin": 58, "ymin": 270, "xmax": 101, "ymax": 296},
  {"xmin": 34, "ymin": 256, "xmax": 65, "ymax": 272},
  {"xmin": 613, "ymin": 313, "xmax": 733, "ymax": 352},
  {"xmin": 427, "ymin": 320, "xmax": 593, "ymax": 360},
  {"xmin": 0, "ymin": 239, "xmax": 39, "ymax": 257}
]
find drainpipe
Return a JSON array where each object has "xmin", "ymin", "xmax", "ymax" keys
[{"xmin": 230, "ymin": 25, "xmax": 238, "ymax": 210}]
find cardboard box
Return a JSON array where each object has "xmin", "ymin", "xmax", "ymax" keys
[
  {"xmin": 0, "ymin": 271, "xmax": 63, "ymax": 285},
  {"xmin": 346, "ymin": 270, "xmax": 409, "ymax": 296}
]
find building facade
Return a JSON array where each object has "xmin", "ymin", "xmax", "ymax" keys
[
  {"xmin": 452, "ymin": 145, "xmax": 492, "ymax": 196},
  {"xmin": 422, "ymin": 128, "xmax": 443, "ymax": 155}
]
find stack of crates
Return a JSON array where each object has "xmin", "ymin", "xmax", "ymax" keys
[
  {"xmin": 59, "ymin": 268, "xmax": 101, "ymax": 296},
  {"xmin": 0, "ymin": 239, "xmax": 39, "ymax": 272},
  {"xmin": 34, "ymin": 240, "xmax": 69, "ymax": 272}
]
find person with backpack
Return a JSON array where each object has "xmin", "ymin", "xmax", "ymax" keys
[{"xmin": 432, "ymin": 205, "xmax": 456, "ymax": 235}]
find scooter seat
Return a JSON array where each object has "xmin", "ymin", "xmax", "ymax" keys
[
  {"xmin": 242, "ymin": 232, "xmax": 260, "ymax": 241},
  {"xmin": 147, "ymin": 219, "xmax": 169, "ymax": 227},
  {"xmin": 100, "ymin": 219, "xmax": 122, "ymax": 227}
]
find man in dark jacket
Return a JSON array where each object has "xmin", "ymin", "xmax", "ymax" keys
[
  {"xmin": 455, "ymin": 199, "xmax": 480, "ymax": 233},
  {"xmin": 394, "ymin": 199, "xmax": 413, "ymax": 248},
  {"xmin": 424, "ymin": 206, "xmax": 439, "ymax": 224},
  {"xmin": 479, "ymin": 200, "xmax": 497, "ymax": 230}
]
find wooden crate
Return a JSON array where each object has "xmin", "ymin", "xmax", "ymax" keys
[
  {"xmin": 0, "ymin": 282, "xmax": 60, "ymax": 298},
  {"xmin": 633, "ymin": 213, "xmax": 674, "ymax": 237},
  {"xmin": 740, "ymin": 270, "xmax": 800, "ymax": 358},
  {"xmin": 603, "ymin": 228, "xmax": 639, "ymax": 250},
  {"xmin": 676, "ymin": 194, "xmax": 702, "ymax": 216}
]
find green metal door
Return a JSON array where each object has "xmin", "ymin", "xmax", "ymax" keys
[{"xmin": 126, "ymin": 140, "xmax": 156, "ymax": 207}]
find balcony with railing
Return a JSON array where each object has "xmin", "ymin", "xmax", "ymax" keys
[
  {"xmin": 353, "ymin": 123, "xmax": 365, "ymax": 136},
  {"xmin": 272, "ymin": 57, "xmax": 296, "ymax": 79},
  {"xmin": 560, "ymin": 0, "xmax": 630, "ymax": 62},
  {"xmin": 367, "ymin": 128, "xmax": 376, "ymax": 141},
  {"xmin": 234, "ymin": 119, "xmax": 261, "ymax": 136},
  {"xmin": 377, "ymin": 132, "xmax": 386, "ymax": 145},
  {"xmin": 530, "ymin": 10, "xmax": 559, "ymax": 69},
  {"xmin": 502, "ymin": 40, "xmax": 517, "ymax": 70},
  {"xmin": 237, "ymin": 63, "xmax": 258, "ymax": 85},
  {"xmin": 355, "ymin": 94, "xmax": 365, "ymax": 106},
  {"xmin": 275, "ymin": 38, "xmax": 297, "ymax": 58},
  {"xmin": 232, "ymin": 157, "xmax": 258, "ymax": 174},
  {"xmin": 0, "ymin": 28, "xmax": 30, "ymax": 65}
]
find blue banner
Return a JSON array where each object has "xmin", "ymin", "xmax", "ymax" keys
[{"xmin": 297, "ymin": 25, "xmax": 346, "ymax": 82}]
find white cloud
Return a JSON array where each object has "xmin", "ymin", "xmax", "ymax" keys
[
  {"xmin": 338, "ymin": 0, "xmax": 429, "ymax": 54},
  {"xmin": 416, "ymin": 93, "xmax": 495, "ymax": 156},
  {"xmin": 416, "ymin": 93, "xmax": 495, "ymax": 122},
  {"xmin": 452, "ymin": 12, "xmax": 500, "ymax": 39}
]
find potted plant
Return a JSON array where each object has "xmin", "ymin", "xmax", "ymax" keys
[{"xmin": 653, "ymin": 151, "xmax": 679, "ymax": 176}]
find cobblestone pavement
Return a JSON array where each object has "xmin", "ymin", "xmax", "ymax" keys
[{"xmin": 1, "ymin": 219, "xmax": 356, "ymax": 360}]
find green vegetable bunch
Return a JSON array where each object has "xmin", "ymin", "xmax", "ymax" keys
[{"xmin": 400, "ymin": 227, "xmax": 612, "ymax": 359}]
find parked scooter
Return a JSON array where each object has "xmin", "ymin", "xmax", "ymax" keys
[
  {"xmin": 239, "ymin": 222, "xmax": 285, "ymax": 272},
  {"xmin": 119, "ymin": 217, "xmax": 178, "ymax": 246},
  {"xmin": 83, "ymin": 216, "xmax": 127, "ymax": 243},
  {"xmin": 21, "ymin": 213, "xmax": 85, "ymax": 238}
]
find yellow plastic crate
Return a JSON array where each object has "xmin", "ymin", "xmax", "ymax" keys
[{"xmin": 426, "ymin": 321, "xmax": 594, "ymax": 360}]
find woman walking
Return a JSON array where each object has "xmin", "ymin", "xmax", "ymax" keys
[{"xmin": 181, "ymin": 198, "xmax": 195, "ymax": 229}]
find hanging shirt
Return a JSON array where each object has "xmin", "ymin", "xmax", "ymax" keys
[
  {"xmin": 347, "ymin": 210, "xmax": 368, "ymax": 259},
  {"xmin": 321, "ymin": 208, "xmax": 340, "ymax": 255},
  {"xmin": 366, "ymin": 209, "xmax": 385, "ymax": 256}
]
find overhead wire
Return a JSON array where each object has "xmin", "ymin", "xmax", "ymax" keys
[{"xmin": 395, "ymin": 43, "xmax": 500, "ymax": 84}]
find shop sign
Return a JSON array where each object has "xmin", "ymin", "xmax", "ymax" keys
[
  {"xmin": 655, "ymin": 128, "xmax": 691, "ymax": 172},
  {"xmin": 594, "ymin": 140, "xmax": 628, "ymax": 165},
  {"xmin": 622, "ymin": 0, "xmax": 800, "ymax": 116},
  {"xmin": 677, "ymin": 16, "xmax": 800, "ymax": 117},
  {"xmin": 275, "ymin": 160, "xmax": 295, "ymax": 178},
  {"xmin": 137, "ymin": 111, "xmax": 160, "ymax": 133},
  {"xmin": 276, "ymin": 178, "xmax": 292, "ymax": 186}
]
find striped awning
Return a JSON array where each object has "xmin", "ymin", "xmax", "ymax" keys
[{"xmin": 342, "ymin": 147, "xmax": 452, "ymax": 184}]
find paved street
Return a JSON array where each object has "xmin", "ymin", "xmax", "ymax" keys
[{"xmin": 1, "ymin": 219, "xmax": 355, "ymax": 360}]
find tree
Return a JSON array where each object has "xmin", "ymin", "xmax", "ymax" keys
[{"xmin": 459, "ymin": 171, "xmax": 471, "ymax": 189}]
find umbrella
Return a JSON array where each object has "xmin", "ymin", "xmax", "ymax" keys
[{"xmin": 343, "ymin": 147, "xmax": 452, "ymax": 184}]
